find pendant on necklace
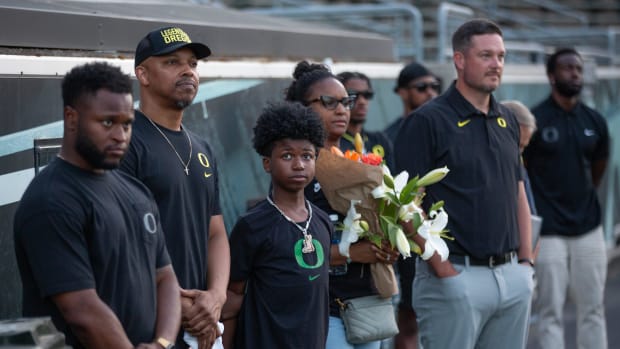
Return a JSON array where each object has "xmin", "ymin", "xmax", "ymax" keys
[
  {"xmin": 184, "ymin": 167, "xmax": 189, "ymax": 175},
  {"xmin": 302, "ymin": 234, "xmax": 315, "ymax": 254}
]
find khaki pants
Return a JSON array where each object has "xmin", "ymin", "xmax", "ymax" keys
[
  {"xmin": 533, "ymin": 226, "xmax": 608, "ymax": 349},
  {"xmin": 413, "ymin": 256, "xmax": 533, "ymax": 349}
]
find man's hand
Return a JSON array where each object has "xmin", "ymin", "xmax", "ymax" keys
[
  {"xmin": 429, "ymin": 255, "xmax": 458, "ymax": 278},
  {"xmin": 180, "ymin": 289, "xmax": 225, "ymax": 339}
]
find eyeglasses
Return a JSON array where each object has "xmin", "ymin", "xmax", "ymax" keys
[
  {"xmin": 347, "ymin": 90, "xmax": 374, "ymax": 100},
  {"xmin": 308, "ymin": 95, "xmax": 356, "ymax": 110},
  {"xmin": 409, "ymin": 82, "xmax": 440, "ymax": 93}
]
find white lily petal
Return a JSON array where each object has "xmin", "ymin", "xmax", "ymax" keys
[
  {"xmin": 395, "ymin": 229, "xmax": 411, "ymax": 258},
  {"xmin": 393, "ymin": 170, "xmax": 409, "ymax": 194},
  {"xmin": 398, "ymin": 202, "xmax": 424, "ymax": 222},
  {"xmin": 434, "ymin": 238, "xmax": 450, "ymax": 262},
  {"xmin": 381, "ymin": 164, "xmax": 392, "ymax": 177},
  {"xmin": 420, "ymin": 241, "xmax": 436, "ymax": 260},
  {"xmin": 371, "ymin": 186, "xmax": 386, "ymax": 199},
  {"xmin": 339, "ymin": 200, "xmax": 364, "ymax": 258},
  {"xmin": 428, "ymin": 208, "xmax": 448, "ymax": 232}
]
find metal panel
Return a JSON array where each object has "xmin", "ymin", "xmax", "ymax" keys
[{"xmin": 0, "ymin": 0, "xmax": 395, "ymax": 62}]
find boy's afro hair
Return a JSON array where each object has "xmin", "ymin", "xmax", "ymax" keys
[{"xmin": 253, "ymin": 101, "xmax": 325, "ymax": 157}]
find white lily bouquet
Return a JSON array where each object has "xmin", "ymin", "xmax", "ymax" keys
[{"xmin": 315, "ymin": 136, "xmax": 452, "ymax": 298}]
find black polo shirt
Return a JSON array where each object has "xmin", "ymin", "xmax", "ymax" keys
[
  {"xmin": 340, "ymin": 130, "xmax": 395, "ymax": 170},
  {"xmin": 394, "ymin": 83, "xmax": 522, "ymax": 259},
  {"xmin": 523, "ymin": 96, "xmax": 609, "ymax": 237}
]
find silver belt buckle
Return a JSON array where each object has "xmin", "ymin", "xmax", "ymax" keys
[{"xmin": 488, "ymin": 255, "xmax": 496, "ymax": 268}]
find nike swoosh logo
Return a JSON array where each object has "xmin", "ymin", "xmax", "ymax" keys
[
  {"xmin": 309, "ymin": 274, "xmax": 320, "ymax": 281},
  {"xmin": 584, "ymin": 129, "xmax": 595, "ymax": 136},
  {"xmin": 204, "ymin": 173, "xmax": 212, "ymax": 178},
  {"xmin": 457, "ymin": 119, "xmax": 471, "ymax": 127}
]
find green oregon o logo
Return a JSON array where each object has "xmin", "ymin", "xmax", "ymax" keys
[
  {"xmin": 497, "ymin": 117, "xmax": 507, "ymax": 128},
  {"xmin": 372, "ymin": 145, "xmax": 385, "ymax": 158},
  {"xmin": 294, "ymin": 239, "xmax": 325, "ymax": 269}
]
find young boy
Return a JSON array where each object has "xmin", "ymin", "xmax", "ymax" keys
[{"xmin": 222, "ymin": 102, "xmax": 332, "ymax": 349}]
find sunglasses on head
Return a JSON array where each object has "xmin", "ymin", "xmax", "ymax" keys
[
  {"xmin": 347, "ymin": 90, "xmax": 374, "ymax": 100},
  {"xmin": 308, "ymin": 95, "xmax": 356, "ymax": 110},
  {"xmin": 409, "ymin": 82, "xmax": 440, "ymax": 93}
]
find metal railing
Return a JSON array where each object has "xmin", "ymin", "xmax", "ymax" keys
[{"xmin": 247, "ymin": 3, "xmax": 424, "ymax": 61}]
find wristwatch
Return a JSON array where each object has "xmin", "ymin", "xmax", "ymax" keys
[{"xmin": 156, "ymin": 337, "xmax": 175, "ymax": 349}]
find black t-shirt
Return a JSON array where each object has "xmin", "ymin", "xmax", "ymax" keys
[
  {"xmin": 340, "ymin": 130, "xmax": 395, "ymax": 170},
  {"xmin": 229, "ymin": 200, "xmax": 331, "ymax": 349},
  {"xmin": 121, "ymin": 110, "xmax": 221, "ymax": 291},
  {"xmin": 14, "ymin": 158, "xmax": 170, "ymax": 348},
  {"xmin": 304, "ymin": 179, "xmax": 378, "ymax": 317},
  {"xmin": 394, "ymin": 83, "xmax": 522, "ymax": 259},
  {"xmin": 524, "ymin": 97, "xmax": 610, "ymax": 236},
  {"xmin": 383, "ymin": 117, "xmax": 403, "ymax": 142}
]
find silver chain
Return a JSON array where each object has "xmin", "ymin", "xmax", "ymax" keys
[
  {"xmin": 266, "ymin": 194, "xmax": 312, "ymax": 237},
  {"xmin": 144, "ymin": 115, "xmax": 193, "ymax": 175}
]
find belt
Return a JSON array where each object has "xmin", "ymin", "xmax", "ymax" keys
[{"xmin": 448, "ymin": 251, "xmax": 517, "ymax": 268}]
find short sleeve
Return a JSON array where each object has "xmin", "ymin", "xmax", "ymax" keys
[
  {"xmin": 229, "ymin": 218, "xmax": 258, "ymax": 282},
  {"xmin": 394, "ymin": 113, "xmax": 434, "ymax": 177},
  {"xmin": 16, "ymin": 212, "xmax": 95, "ymax": 297},
  {"xmin": 592, "ymin": 113, "xmax": 610, "ymax": 162}
]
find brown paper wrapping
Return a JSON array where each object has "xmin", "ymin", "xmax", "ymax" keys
[{"xmin": 315, "ymin": 148, "xmax": 399, "ymax": 298}]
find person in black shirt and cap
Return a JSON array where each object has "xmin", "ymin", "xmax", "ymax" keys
[
  {"xmin": 384, "ymin": 62, "xmax": 440, "ymax": 141},
  {"xmin": 121, "ymin": 27, "xmax": 230, "ymax": 349}
]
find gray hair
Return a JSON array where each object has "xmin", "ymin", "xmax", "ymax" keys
[{"xmin": 501, "ymin": 100, "xmax": 537, "ymax": 131}]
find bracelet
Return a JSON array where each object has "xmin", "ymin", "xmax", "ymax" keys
[{"xmin": 518, "ymin": 258, "xmax": 535, "ymax": 267}]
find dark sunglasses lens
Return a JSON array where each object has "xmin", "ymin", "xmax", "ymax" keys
[
  {"xmin": 348, "ymin": 90, "xmax": 374, "ymax": 100},
  {"xmin": 361, "ymin": 91, "xmax": 374, "ymax": 99},
  {"xmin": 320, "ymin": 96, "xmax": 339, "ymax": 109},
  {"xmin": 415, "ymin": 82, "xmax": 440, "ymax": 93},
  {"xmin": 344, "ymin": 96, "xmax": 356, "ymax": 109}
]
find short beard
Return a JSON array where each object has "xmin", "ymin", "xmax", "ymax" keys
[
  {"xmin": 75, "ymin": 125, "xmax": 118, "ymax": 170},
  {"xmin": 174, "ymin": 99, "xmax": 192, "ymax": 110},
  {"xmin": 555, "ymin": 80, "xmax": 582, "ymax": 98}
]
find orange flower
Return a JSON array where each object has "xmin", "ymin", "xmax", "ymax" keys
[
  {"xmin": 362, "ymin": 153, "xmax": 383, "ymax": 166},
  {"xmin": 344, "ymin": 149, "xmax": 361, "ymax": 162}
]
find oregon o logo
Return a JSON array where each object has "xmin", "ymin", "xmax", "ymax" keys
[
  {"xmin": 294, "ymin": 239, "xmax": 325, "ymax": 269},
  {"xmin": 143, "ymin": 213, "xmax": 157, "ymax": 234},
  {"xmin": 542, "ymin": 127, "xmax": 560, "ymax": 143},
  {"xmin": 497, "ymin": 117, "xmax": 507, "ymax": 128}
]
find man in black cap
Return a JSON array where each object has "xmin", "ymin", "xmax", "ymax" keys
[
  {"xmin": 121, "ymin": 26, "xmax": 230, "ymax": 349},
  {"xmin": 384, "ymin": 61, "xmax": 439, "ymax": 349},
  {"xmin": 384, "ymin": 62, "xmax": 440, "ymax": 141}
]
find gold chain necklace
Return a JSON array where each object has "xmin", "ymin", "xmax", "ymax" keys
[
  {"xmin": 144, "ymin": 115, "xmax": 193, "ymax": 175},
  {"xmin": 266, "ymin": 194, "xmax": 315, "ymax": 254}
]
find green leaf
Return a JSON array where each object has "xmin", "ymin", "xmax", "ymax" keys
[
  {"xmin": 383, "ymin": 174, "xmax": 394, "ymax": 189},
  {"xmin": 399, "ymin": 177, "xmax": 418, "ymax": 203},
  {"xmin": 429, "ymin": 201, "xmax": 445, "ymax": 213},
  {"xmin": 368, "ymin": 234, "xmax": 383, "ymax": 248},
  {"xmin": 385, "ymin": 192, "xmax": 399, "ymax": 205},
  {"xmin": 412, "ymin": 212, "xmax": 423, "ymax": 230}
]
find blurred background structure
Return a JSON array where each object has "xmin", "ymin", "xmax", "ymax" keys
[{"xmin": 0, "ymin": 1, "xmax": 618, "ymax": 347}]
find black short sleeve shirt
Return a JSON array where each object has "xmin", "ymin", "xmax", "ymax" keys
[
  {"xmin": 120, "ymin": 111, "xmax": 221, "ymax": 291},
  {"xmin": 394, "ymin": 83, "xmax": 522, "ymax": 258},
  {"xmin": 14, "ymin": 159, "xmax": 170, "ymax": 348},
  {"xmin": 524, "ymin": 97, "xmax": 610, "ymax": 236},
  {"xmin": 229, "ymin": 200, "xmax": 331, "ymax": 349}
]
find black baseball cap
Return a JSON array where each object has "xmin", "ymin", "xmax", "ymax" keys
[
  {"xmin": 134, "ymin": 26, "xmax": 211, "ymax": 67},
  {"xmin": 394, "ymin": 62, "xmax": 432, "ymax": 92}
]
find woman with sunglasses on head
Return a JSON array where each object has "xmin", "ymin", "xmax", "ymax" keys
[
  {"xmin": 337, "ymin": 71, "xmax": 394, "ymax": 170},
  {"xmin": 286, "ymin": 61, "xmax": 400, "ymax": 349}
]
